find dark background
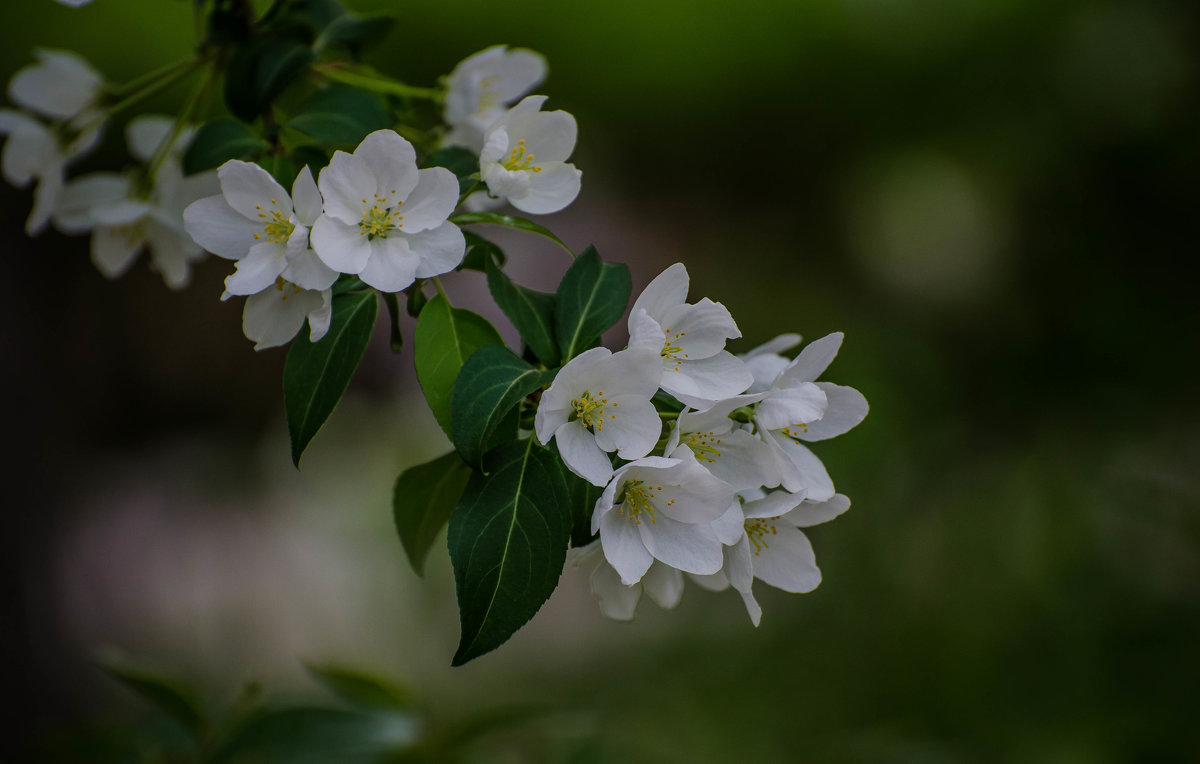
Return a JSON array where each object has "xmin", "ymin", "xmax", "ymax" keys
[{"xmin": 3, "ymin": 0, "xmax": 1199, "ymax": 761}]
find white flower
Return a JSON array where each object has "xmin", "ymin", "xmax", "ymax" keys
[
  {"xmin": 310, "ymin": 130, "xmax": 464, "ymax": 292},
  {"xmin": 592, "ymin": 456, "xmax": 734, "ymax": 585},
  {"xmin": 754, "ymin": 333, "xmax": 869, "ymax": 500},
  {"xmin": 580, "ymin": 543, "xmax": 683, "ymax": 621},
  {"xmin": 8, "ymin": 49, "xmax": 103, "ymax": 122},
  {"xmin": 698, "ymin": 491, "xmax": 851, "ymax": 626},
  {"xmin": 241, "ymin": 280, "xmax": 332, "ymax": 351},
  {"xmin": 54, "ymin": 116, "xmax": 217, "ymax": 289},
  {"xmin": 443, "ymin": 45, "xmax": 546, "ymax": 153},
  {"xmin": 535, "ymin": 347, "xmax": 662, "ymax": 487},
  {"xmin": 627, "ymin": 263, "xmax": 754, "ymax": 409},
  {"xmin": 664, "ymin": 396, "xmax": 775, "ymax": 490},
  {"xmin": 54, "ymin": 0, "xmax": 96, "ymax": 8},
  {"xmin": 742, "ymin": 333, "xmax": 802, "ymax": 394},
  {"xmin": 183, "ymin": 160, "xmax": 337, "ymax": 295},
  {"xmin": 479, "ymin": 95, "xmax": 581, "ymax": 215}
]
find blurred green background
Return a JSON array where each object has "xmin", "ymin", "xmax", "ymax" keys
[{"xmin": 3, "ymin": 0, "xmax": 1199, "ymax": 761}]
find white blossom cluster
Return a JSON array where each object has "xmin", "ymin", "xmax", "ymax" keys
[
  {"xmin": 537, "ymin": 264, "xmax": 869, "ymax": 625},
  {"xmin": 0, "ymin": 46, "xmax": 581, "ymax": 349}
]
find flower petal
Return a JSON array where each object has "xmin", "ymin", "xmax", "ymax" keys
[
  {"xmin": 641, "ymin": 563, "xmax": 684, "ymax": 609},
  {"xmin": 397, "ymin": 167, "xmax": 458, "ymax": 233},
  {"xmin": 306, "ymin": 289, "xmax": 333, "ymax": 343},
  {"xmin": 590, "ymin": 559, "xmax": 642, "ymax": 620},
  {"xmin": 242, "ymin": 284, "xmax": 319, "ymax": 350},
  {"xmin": 353, "ymin": 129, "xmax": 418, "ymax": 203},
  {"xmin": 798, "ymin": 382, "xmax": 869, "ymax": 441},
  {"xmin": 745, "ymin": 333, "xmax": 802, "ymax": 359},
  {"xmin": 144, "ymin": 223, "xmax": 200, "ymax": 290},
  {"xmin": 711, "ymin": 502, "xmax": 746, "ymax": 546},
  {"xmin": 9, "ymin": 49, "xmax": 101, "ymax": 121},
  {"xmin": 592, "ymin": 394, "xmax": 660, "ymax": 460},
  {"xmin": 217, "ymin": 160, "xmax": 290, "ymax": 221},
  {"xmin": 125, "ymin": 115, "xmax": 173, "ymax": 164},
  {"xmin": 310, "ymin": 215, "xmax": 372, "ymax": 273},
  {"xmin": 183, "ymin": 195, "xmax": 262, "ymax": 259},
  {"xmin": 660, "ymin": 297, "xmax": 741, "ymax": 359},
  {"xmin": 290, "ymin": 165, "xmax": 323, "ymax": 226},
  {"xmin": 224, "ymin": 241, "xmax": 288, "ymax": 296},
  {"xmin": 407, "ymin": 221, "xmax": 466, "ymax": 278},
  {"xmin": 359, "ymin": 236, "xmax": 419, "ymax": 292},
  {"xmin": 90, "ymin": 225, "xmax": 142, "ymax": 279},
  {"xmin": 630, "ymin": 263, "xmax": 689, "ymax": 324},
  {"xmin": 763, "ymin": 432, "xmax": 835, "ymax": 501},
  {"xmin": 781, "ymin": 332, "xmax": 844, "ymax": 384},
  {"xmin": 662, "ymin": 352, "xmax": 754, "ymax": 409},
  {"xmin": 600, "ymin": 508, "xmax": 654, "ymax": 585},
  {"xmin": 318, "ymin": 150, "xmax": 373, "ymax": 224},
  {"xmin": 785, "ymin": 493, "xmax": 851, "ymax": 528},
  {"xmin": 754, "ymin": 380, "xmax": 828, "ymax": 431},
  {"xmin": 751, "ymin": 524, "xmax": 821, "ymax": 594},
  {"xmin": 639, "ymin": 514, "xmax": 723, "ymax": 575},
  {"xmin": 556, "ymin": 421, "xmax": 614, "ymax": 486},
  {"xmin": 53, "ymin": 172, "xmax": 130, "ymax": 234}
]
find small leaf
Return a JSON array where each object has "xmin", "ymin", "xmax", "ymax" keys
[
  {"xmin": 304, "ymin": 664, "xmax": 412, "ymax": 710},
  {"xmin": 98, "ymin": 660, "xmax": 204, "ymax": 736},
  {"xmin": 284, "ymin": 290, "xmax": 378, "ymax": 467},
  {"xmin": 288, "ymin": 85, "xmax": 391, "ymax": 144},
  {"xmin": 459, "ymin": 230, "xmax": 506, "ymax": 273},
  {"xmin": 485, "ymin": 258, "xmax": 559, "ymax": 367},
  {"xmin": 554, "ymin": 245, "xmax": 632, "ymax": 362},
  {"xmin": 393, "ymin": 450, "xmax": 471, "ymax": 576},
  {"xmin": 563, "ymin": 464, "xmax": 601, "ymax": 547},
  {"xmin": 182, "ymin": 118, "xmax": 268, "ymax": 174},
  {"xmin": 413, "ymin": 294, "xmax": 504, "ymax": 438},
  {"xmin": 450, "ymin": 211, "xmax": 572, "ymax": 255},
  {"xmin": 448, "ymin": 438, "xmax": 571, "ymax": 665},
  {"xmin": 423, "ymin": 146, "xmax": 479, "ymax": 195},
  {"xmin": 316, "ymin": 12, "xmax": 396, "ymax": 57},
  {"xmin": 225, "ymin": 37, "xmax": 317, "ymax": 122},
  {"xmin": 451, "ymin": 345, "xmax": 556, "ymax": 468}
]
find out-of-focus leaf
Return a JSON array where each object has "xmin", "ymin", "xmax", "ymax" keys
[
  {"xmin": 98, "ymin": 660, "xmax": 204, "ymax": 737},
  {"xmin": 316, "ymin": 12, "xmax": 397, "ymax": 57},
  {"xmin": 288, "ymin": 85, "xmax": 391, "ymax": 144},
  {"xmin": 393, "ymin": 450, "xmax": 472, "ymax": 576},
  {"xmin": 224, "ymin": 37, "xmax": 316, "ymax": 122},
  {"xmin": 459, "ymin": 230, "xmax": 506, "ymax": 273},
  {"xmin": 423, "ymin": 146, "xmax": 479, "ymax": 195},
  {"xmin": 304, "ymin": 664, "xmax": 413, "ymax": 710},
  {"xmin": 182, "ymin": 118, "xmax": 267, "ymax": 174}
]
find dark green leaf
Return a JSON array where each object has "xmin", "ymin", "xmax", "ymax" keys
[
  {"xmin": 98, "ymin": 661, "xmax": 203, "ymax": 736},
  {"xmin": 451, "ymin": 346, "xmax": 555, "ymax": 468},
  {"xmin": 554, "ymin": 245, "xmax": 631, "ymax": 361},
  {"xmin": 413, "ymin": 294, "xmax": 504, "ymax": 438},
  {"xmin": 284, "ymin": 290, "xmax": 378, "ymax": 467},
  {"xmin": 563, "ymin": 464, "xmax": 601, "ymax": 547},
  {"xmin": 225, "ymin": 37, "xmax": 317, "ymax": 122},
  {"xmin": 393, "ymin": 450, "xmax": 471, "ymax": 576},
  {"xmin": 290, "ymin": 143, "xmax": 330, "ymax": 174},
  {"xmin": 485, "ymin": 258, "xmax": 559, "ymax": 367},
  {"xmin": 317, "ymin": 12, "xmax": 397, "ymax": 57},
  {"xmin": 449, "ymin": 211, "xmax": 572, "ymax": 255},
  {"xmin": 459, "ymin": 230, "xmax": 506, "ymax": 272},
  {"xmin": 423, "ymin": 146, "xmax": 479, "ymax": 194},
  {"xmin": 448, "ymin": 438, "xmax": 571, "ymax": 665},
  {"xmin": 182, "ymin": 118, "xmax": 268, "ymax": 174},
  {"xmin": 210, "ymin": 707, "xmax": 384, "ymax": 764},
  {"xmin": 304, "ymin": 664, "xmax": 413, "ymax": 710},
  {"xmin": 259, "ymin": 154, "xmax": 296, "ymax": 188},
  {"xmin": 288, "ymin": 85, "xmax": 391, "ymax": 144},
  {"xmin": 259, "ymin": 0, "xmax": 344, "ymax": 40}
]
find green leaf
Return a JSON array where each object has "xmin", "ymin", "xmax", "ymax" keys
[
  {"xmin": 284, "ymin": 290, "xmax": 378, "ymax": 467},
  {"xmin": 288, "ymin": 85, "xmax": 391, "ymax": 144},
  {"xmin": 259, "ymin": 0, "xmax": 344, "ymax": 40},
  {"xmin": 460, "ymin": 230, "xmax": 506, "ymax": 273},
  {"xmin": 304, "ymin": 664, "xmax": 412, "ymax": 710},
  {"xmin": 448, "ymin": 438, "xmax": 571, "ymax": 665},
  {"xmin": 317, "ymin": 12, "xmax": 397, "ymax": 57},
  {"xmin": 210, "ymin": 707, "xmax": 383, "ymax": 764},
  {"xmin": 554, "ymin": 245, "xmax": 632, "ymax": 362},
  {"xmin": 290, "ymin": 143, "xmax": 330, "ymax": 174},
  {"xmin": 98, "ymin": 660, "xmax": 203, "ymax": 736},
  {"xmin": 225, "ymin": 37, "xmax": 317, "ymax": 122},
  {"xmin": 393, "ymin": 450, "xmax": 471, "ymax": 576},
  {"xmin": 485, "ymin": 259, "xmax": 559, "ymax": 367},
  {"xmin": 563, "ymin": 465, "xmax": 601, "ymax": 547},
  {"xmin": 449, "ymin": 212, "xmax": 573, "ymax": 255},
  {"xmin": 259, "ymin": 154, "xmax": 296, "ymax": 188},
  {"xmin": 413, "ymin": 294, "xmax": 504, "ymax": 438},
  {"xmin": 182, "ymin": 118, "xmax": 268, "ymax": 174},
  {"xmin": 423, "ymin": 146, "xmax": 479, "ymax": 194},
  {"xmin": 451, "ymin": 346, "xmax": 555, "ymax": 468}
]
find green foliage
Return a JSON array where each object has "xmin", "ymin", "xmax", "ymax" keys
[
  {"xmin": 283, "ymin": 289, "xmax": 378, "ymax": 467},
  {"xmin": 287, "ymin": 85, "xmax": 391, "ymax": 144},
  {"xmin": 412, "ymin": 294, "xmax": 504, "ymax": 438},
  {"xmin": 447, "ymin": 438, "xmax": 571, "ymax": 665},
  {"xmin": 555, "ymin": 245, "xmax": 632, "ymax": 362},
  {"xmin": 316, "ymin": 12, "xmax": 397, "ymax": 57},
  {"xmin": 450, "ymin": 211, "xmax": 573, "ymax": 254},
  {"xmin": 258, "ymin": 153, "xmax": 296, "ymax": 187},
  {"xmin": 182, "ymin": 118, "xmax": 268, "ymax": 174},
  {"xmin": 224, "ymin": 37, "xmax": 317, "ymax": 122},
  {"xmin": 486, "ymin": 258, "xmax": 560, "ymax": 367},
  {"xmin": 459, "ymin": 230, "xmax": 506, "ymax": 273},
  {"xmin": 393, "ymin": 450, "xmax": 472, "ymax": 576},
  {"xmin": 98, "ymin": 660, "xmax": 204, "ymax": 737},
  {"xmin": 258, "ymin": 0, "xmax": 345, "ymax": 41},
  {"xmin": 451, "ymin": 345, "xmax": 556, "ymax": 468},
  {"xmin": 422, "ymin": 145, "xmax": 480, "ymax": 195},
  {"xmin": 304, "ymin": 664, "xmax": 413, "ymax": 710},
  {"xmin": 562, "ymin": 464, "xmax": 601, "ymax": 547}
]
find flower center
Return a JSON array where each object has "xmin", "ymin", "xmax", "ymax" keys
[
  {"xmin": 501, "ymin": 139, "xmax": 542, "ymax": 173},
  {"xmin": 253, "ymin": 203, "xmax": 295, "ymax": 245},
  {"xmin": 684, "ymin": 429, "xmax": 723, "ymax": 463},
  {"xmin": 274, "ymin": 276, "xmax": 302, "ymax": 300},
  {"xmin": 660, "ymin": 327, "xmax": 689, "ymax": 371},
  {"xmin": 778, "ymin": 423, "xmax": 810, "ymax": 443},
  {"xmin": 745, "ymin": 517, "xmax": 779, "ymax": 555},
  {"xmin": 617, "ymin": 479, "xmax": 671, "ymax": 525},
  {"xmin": 570, "ymin": 390, "xmax": 617, "ymax": 432},
  {"xmin": 358, "ymin": 192, "xmax": 404, "ymax": 239}
]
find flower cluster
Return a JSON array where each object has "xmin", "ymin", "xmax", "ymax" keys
[{"xmin": 540, "ymin": 265, "xmax": 869, "ymax": 625}]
